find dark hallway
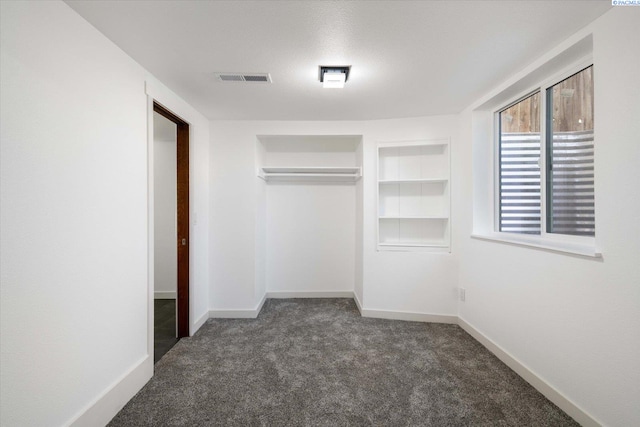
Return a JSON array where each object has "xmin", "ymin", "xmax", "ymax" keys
[{"xmin": 154, "ymin": 299, "xmax": 178, "ymax": 364}]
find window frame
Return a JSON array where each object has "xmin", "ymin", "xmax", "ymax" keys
[{"xmin": 492, "ymin": 56, "xmax": 597, "ymax": 250}]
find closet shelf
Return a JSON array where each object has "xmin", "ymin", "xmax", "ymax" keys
[
  {"xmin": 378, "ymin": 178, "xmax": 448, "ymax": 184},
  {"xmin": 378, "ymin": 242, "xmax": 449, "ymax": 248},
  {"xmin": 379, "ymin": 216, "xmax": 449, "ymax": 220},
  {"xmin": 258, "ymin": 167, "xmax": 362, "ymax": 182}
]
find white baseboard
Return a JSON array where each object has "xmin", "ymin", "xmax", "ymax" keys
[
  {"xmin": 154, "ymin": 291, "xmax": 176, "ymax": 299},
  {"xmin": 255, "ymin": 293, "xmax": 267, "ymax": 315},
  {"xmin": 68, "ymin": 356, "xmax": 152, "ymax": 427},
  {"xmin": 209, "ymin": 294, "xmax": 267, "ymax": 319},
  {"xmin": 361, "ymin": 307, "xmax": 457, "ymax": 324},
  {"xmin": 266, "ymin": 291, "xmax": 355, "ymax": 299},
  {"xmin": 457, "ymin": 317, "xmax": 601, "ymax": 427},
  {"xmin": 192, "ymin": 310, "xmax": 209, "ymax": 334},
  {"xmin": 353, "ymin": 293, "xmax": 363, "ymax": 314}
]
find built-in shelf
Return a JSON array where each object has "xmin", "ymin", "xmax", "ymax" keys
[
  {"xmin": 258, "ymin": 166, "xmax": 361, "ymax": 183},
  {"xmin": 379, "ymin": 216, "xmax": 449, "ymax": 220},
  {"xmin": 377, "ymin": 139, "xmax": 450, "ymax": 251},
  {"xmin": 378, "ymin": 178, "xmax": 448, "ymax": 184},
  {"xmin": 378, "ymin": 242, "xmax": 449, "ymax": 248}
]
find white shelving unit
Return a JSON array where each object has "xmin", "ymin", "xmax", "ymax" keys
[{"xmin": 377, "ymin": 139, "xmax": 450, "ymax": 251}]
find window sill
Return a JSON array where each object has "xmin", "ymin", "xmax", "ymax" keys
[{"xmin": 470, "ymin": 233, "xmax": 602, "ymax": 258}]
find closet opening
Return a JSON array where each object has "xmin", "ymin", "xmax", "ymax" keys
[
  {"xmin": 256, "ymin": 135, "xmax": 363, "ymax": 300},
  {"xmin": 152, "ymin": 102, "xmax": 189, "ymax": 364}
]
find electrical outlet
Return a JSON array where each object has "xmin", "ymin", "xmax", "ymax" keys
[{"xmin": 459, "ymin": 288, "xmax": 466, "ymax": 302}]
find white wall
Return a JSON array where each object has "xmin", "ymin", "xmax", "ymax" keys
[
  {"xmin": 255, "ymin": 139, "xmax": 267, "ymax": 304},
  {"xmin": 362, "ymin": 117, "xmax": 458, "ymax": 316},
  {"xmin": 153, "ymin": 112, "xmax": 177, "ymax": 298},
  {"xmin": 266, "ymin": 184, "xmax": 356, "ymax": 293},
  {"xmin": 0, "ymin": 2, "xmax": 209, "ymax": 425},
  {"xmin": 457, "ymin": 8, "xmax": 640, "ymax": 427},
  {"xmin": 210, "ymin": 117, "xmax": 459, "ymax": 317},
  {"xmin": 354, "ymin": 140, "xmax": 364, "ymax": 305}
]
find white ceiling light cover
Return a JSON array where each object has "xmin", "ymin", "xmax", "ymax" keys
[
  {"xmin": 323, "ymin": 72, "xmax": 346, "ymax": 89},
  {"xmin": 319, "ymin": 65, "xmax": 351, "ymax": 89}
]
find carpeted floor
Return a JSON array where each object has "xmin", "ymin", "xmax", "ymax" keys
[{"xmin": 110, "ymin": 298, "xmax": 577, "ymax": 426}]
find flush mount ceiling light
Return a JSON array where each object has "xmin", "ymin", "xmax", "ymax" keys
[{"xmin": 319, "ymin": 66, "xmax": 351, "ymax": 89}]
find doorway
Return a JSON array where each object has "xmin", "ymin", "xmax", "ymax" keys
[{"xmin": 152, "ymin": 102, "xmax": 189, "ymax": 363}]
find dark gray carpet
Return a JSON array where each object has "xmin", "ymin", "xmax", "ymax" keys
[{"xmin": 110, "ymin": 298, "xmax": 577, "ymax": 426}]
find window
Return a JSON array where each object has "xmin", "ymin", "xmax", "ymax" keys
[
  {"xmin": 499, "ymin": 92, "xmax": 541, "ymax": 234},
  {"xmin": 497, "ymin": 65, "xmax": 594, "ymax": 238},
  {"xmin": 546, "ymin": 67, "xmax": 595, "ymax": 236}
]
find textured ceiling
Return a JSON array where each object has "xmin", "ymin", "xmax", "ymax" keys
[{"xmin": 65, "ymin": 1, "xmax": 610, "ymax": 121}]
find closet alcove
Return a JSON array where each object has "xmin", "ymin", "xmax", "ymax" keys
[{"xmin": 256, "ymin": 135, "xmax": 363, "ymax": 295}]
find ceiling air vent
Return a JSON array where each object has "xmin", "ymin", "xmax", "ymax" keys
[{"xmin": 214, "ymin": 73, "xmax": 272, "ymax": 83}]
